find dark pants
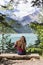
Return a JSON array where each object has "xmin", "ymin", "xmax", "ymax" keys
[{"xmin": 17, "ymin": 50, "xmax": 26, "ymax": 55}]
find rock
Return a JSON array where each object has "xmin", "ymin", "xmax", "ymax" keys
[
  {"xmin": 0, "ymin": 53, "xmax": 40, "ymax": 60},
  {"xmin": 31, "ymin": 58, "xmax": 36, "ymax": 61},
  {"xmin": 30, "ymin": 53, "xmax": 40, "ymax": 59}
]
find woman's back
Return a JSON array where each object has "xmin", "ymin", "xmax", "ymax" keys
[{"xmin": 15, "ymin": 36, "xmax": 26, "ymax": 55}]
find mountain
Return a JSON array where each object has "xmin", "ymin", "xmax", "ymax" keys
[
  {"xmin": 18, "ymin": 9, "xmax": 40, "ymax": 26},
  {"xmin": 0, "ymin": 8, "xmax": 40, "ymax": 33},
  {"xmin": 5, "ymin": 17, "xmax": 33, "ymax": 33},
  {"xmin": 0, "ymin": 14, "xmax": 33, "ymax": 33},
  {"xmin": 13, "ymin": 24, "xmax": 33, "ymax": 33},
  {"xmin": 0, "ymin": 7, "xmax": 40, "ymax": 33},
  {"xmin": 19, "ymin": 15, "xmax": 32, "ymax": 26}
]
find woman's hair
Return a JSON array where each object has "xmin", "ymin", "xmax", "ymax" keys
[
  {"xmin": 15, "ymin": 36, "xmax": 26, "ymax": 50},
  {"xmin": 21, "ymin": 36, "xmax": 26, "ymax": 43},
  {"xmin": 20, "ymin": 36, "xmax": 26, "ymax": 50}
]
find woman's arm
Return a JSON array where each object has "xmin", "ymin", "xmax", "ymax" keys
[{"xmin": 14, "ymin": 41, "xmax": 18, "ymax": 48}]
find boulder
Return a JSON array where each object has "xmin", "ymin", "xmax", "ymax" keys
[{"xmin": 0, "ymin": 53, "xmax": 40, "ymax": 60}]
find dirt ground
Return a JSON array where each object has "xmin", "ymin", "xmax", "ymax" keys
[{"xmin": 0, "ymin": 57, "xmax": 43, "ymax": 65}]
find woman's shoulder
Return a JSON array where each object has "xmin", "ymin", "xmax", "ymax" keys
[{"xmin": 16, "ymin": 40, "xmax": 21, "ymax": 44}]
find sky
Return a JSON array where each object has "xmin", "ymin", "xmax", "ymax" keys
[{"xmin": 0, "ymin": 0, "xmax": 40, "ymax": 18}]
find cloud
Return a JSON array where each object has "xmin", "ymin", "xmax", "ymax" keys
[
  {"xmin": 13, "ymin": 0, "xmax": 38, "ymax": 18},
  {"xmin": 0, "ymin": 0, "xmax": 39, "ymax": 18}
]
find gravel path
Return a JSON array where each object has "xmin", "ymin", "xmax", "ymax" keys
[{"xmin": 0, "ymin": 57, "xmax": 43, "ymax": 65}]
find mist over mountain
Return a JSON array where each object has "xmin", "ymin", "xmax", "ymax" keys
[
  {"xmin": 5, "ymin": 9, "xmax": 39, "ymax": 33},
  {"xmin": 0, "ymin": 0, "xmax": 41, "ymax": 33},
  {"xmin": 0, "ymin": 8, "xmax": 40, "ymax": 33},
  {"xmin": 17, "ymin": 9, "xmax": 40, "ymax": 26},
  {"xmin": 4, "ymin": 16, "xmax": 33, "ymax": 33}
]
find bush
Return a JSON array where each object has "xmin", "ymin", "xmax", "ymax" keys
[
  {"xmin": 26, "ymin": 48, "xmax": 31, "ymax": 54},
  {"xmin": 26, "ymin": 48, "xmax": 42, "ymax": 55}
]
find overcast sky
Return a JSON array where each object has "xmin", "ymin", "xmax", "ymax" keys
[{"xmin": 0, "ymin": 0, "xmax": 40, "ymax": 18}]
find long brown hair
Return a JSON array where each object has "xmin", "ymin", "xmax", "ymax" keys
[
  {"xmin": 15, "ymin": 36, "xmax": 26, "ymax": 50},
  {"xmin": 20, "ymin": 36, "xmax": 26, "ymax": 50},
  {"xmin": 21, "ymin": 36, "xmax": 26, "ymax": 43}
]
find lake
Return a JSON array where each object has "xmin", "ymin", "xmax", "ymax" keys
[{"xmin": 0, "ymin": 33, "xmax": 38, "ymax": 46}]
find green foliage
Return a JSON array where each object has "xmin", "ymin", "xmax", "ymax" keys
[
  {"xmin": 26, "ymin": 48, "xmax": 42, "ymax": 55},
  {"xmin": 39, "ymin": 43, "xmax": 43, "ymax": 49},
  {"xmin": 0, "ymin": 14, "xmax": 17, "ymax": 33},
  {"xmin": 30, "ymin": 22, "xmax": 43, "ymax": 43},
  {"xmin": 6, "ymin": 39, "xmax": 16, "ymax": 53},
  {"xmin": 1, "ymin": 34, "xmax": 16, "ymax": 53},
  {"xmin": 30, "ymin": 22, "xmax": 43, "ymax": 55}
]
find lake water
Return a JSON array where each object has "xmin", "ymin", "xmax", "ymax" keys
[{"xmin": 0, "ymin": 33, "xmax": 38, "ymax": 46}]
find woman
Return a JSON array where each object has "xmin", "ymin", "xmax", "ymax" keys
[{"xmin": 14, "ymin": 36, "xmax": 26, "ymax": 55}]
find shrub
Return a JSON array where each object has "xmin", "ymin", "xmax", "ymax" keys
[{"xmin": 26, "ymin": 48, "xmax": 42, "ymax": 55}]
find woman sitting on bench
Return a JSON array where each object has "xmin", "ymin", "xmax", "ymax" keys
[{"xmin": 14, "ymin": 36, "xmax": 26, "ymax": 55}]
